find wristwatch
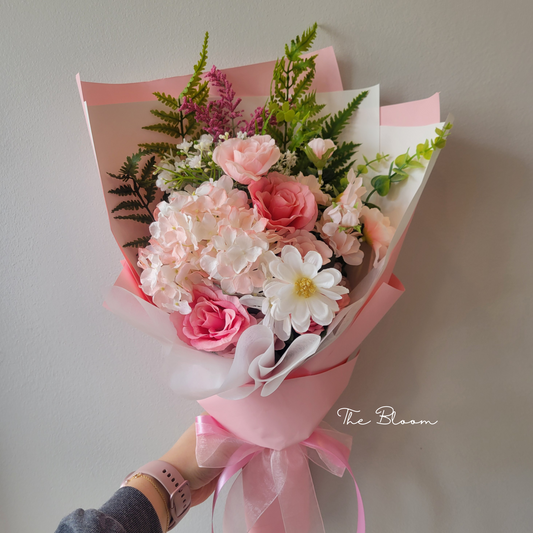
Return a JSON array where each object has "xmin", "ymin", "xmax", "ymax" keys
[{"xmin": 121, "ymin": 460, "xmax": 191, "ymax": 530}]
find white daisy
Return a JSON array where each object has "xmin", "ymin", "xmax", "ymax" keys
[{"xmin": 263, "ymin": 245, "xmax": 349, "ymax": 334}]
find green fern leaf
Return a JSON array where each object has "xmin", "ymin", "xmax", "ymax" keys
[
  {"xmin": 180, "ymin": 32, "xmax": 209, "ymax": 100},
  {"xmin": 111, "ymin": 200, "xmax": 144, "ymax": 213},
  {"xmin": 291, "ymin": 69, "xmax": 315, "ymax": 102},
  {"xmin": 108, "ymin": 184, "xmax": 135, "ymax": 196},
  {"xmin": 292, "ymin": 56, "xmax": 316, "ymax": 77},
  {"xmin": 119, "ymin": 152, "xmax": 142, "ymax": 178},
  {"xmin": 122, "ymin": 237, "xmax": 150, "ymax": 248},
  {"xmin": 114, "ymin": 213, "xmax": 154, "ymax": 224},
  {"xmin": 149, "ymin": 109, "xmax": 183, "ymax": 125},
  {"xmin": 123, "ymin": 236, "xmax": 151, "ymax": 249},
  {"xmin": 153, "ymin": 92, "xmax": 180, "ymax": 110},
  {"xmin": 138, "ymin": 142, "xmax": 177, "ymax": 155},
  {"xmin": 321, "ymin": 91, "xmax": 369, "ymax": 142},
  {"xmin": 140, "ymin": 156, "xmax": 156, "ymax": 181},
  {"xmin": 286, "ymin": 23, "xmax": 318, "ymax": 61},
  {"xmin": 142, "ymin": 123, "xmax": 183, "ymax": 138}
]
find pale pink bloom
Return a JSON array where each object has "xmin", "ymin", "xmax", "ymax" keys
[
  {"xmin": 341, "ymin": 168, "xmax": 366, "ymax": 204},
  {"xmin": 308, "ymin": 138, "xmax": 335, "ymax": 159},
  {"xmin": 295, "ymin": 172, "xmax": 331, "ymax": 206},
  {"xmin": 274, "ymin": 229, "xmax": 333, "ymax": 265},
  {"xmin": 170, "ymin": 284, "xmax": 255, "ymax": 353},
  {"xmin": 139, "ymin": 255, "xmax": 200, "ymax": 314},
  {"xmin": 151, "ymin": 212, "xmax": 191, "ymax": 245},
  {"xmin": 320, "ymin": 222, "xmax": 364, "ymax": 266},
  {"xmin": 220, "ymin": 261, "xmax": 266, "ymax": 295},
  {"xmin": 360, "ymin": 206, "xmax": 395, "ymax": 267},
  {"xmin": 223, "ymin": 206, "xmax": 268, "ymax": 233},
  {"xmin": 210, "ymin": 226, "xmax": 268, "ymax": 275},
  {"xmin": 322, "ymin": 169, "xmax": 366, "ymax": 227},
  {"xmin": 249, "ymin": 172, "xmax": 318, "ymax": 233},
  {"xmin": 200, "ymin": 226, "xmax": 269, "ymax": 294},
  {"xmin": 212, "ymin": 135, "xmax": 280, "ymax": 185}
]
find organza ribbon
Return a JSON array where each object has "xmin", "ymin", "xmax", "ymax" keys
[{"xmin": 196, "ymin": 415, "xmax": 365, "ymax": 533}]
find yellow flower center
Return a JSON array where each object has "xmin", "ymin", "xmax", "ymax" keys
[{"xmin": 295, "ymin": 277, "xmax": 316, "ymax": 298}]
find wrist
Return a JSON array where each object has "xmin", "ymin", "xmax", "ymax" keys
[
  {"xmin": 121, "ymin": 460, "xmax": 191, "ymax": 530},
  {"xmin": 126, "ymin": 474, "xmax": 170, "ymax": 532}
]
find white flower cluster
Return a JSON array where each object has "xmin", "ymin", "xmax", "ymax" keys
[
  {"xmin": 156, "ymin": 134, "xmax": 215, "ymax": 192},
  {"xmin": 139, "ymin": 175, "xmax": 271, "ymax": 312}
]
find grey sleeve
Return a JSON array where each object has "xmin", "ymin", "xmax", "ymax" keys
[{"xmin": 55, "ymin": 486, "xmax": 163, "ymax": 533}]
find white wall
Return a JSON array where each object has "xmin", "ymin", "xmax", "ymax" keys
[{"xmin": 1, "ymin": 1, "xmax": 532, "ymax": 532}]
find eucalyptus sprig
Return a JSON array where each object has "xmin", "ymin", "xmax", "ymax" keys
[{"xmin": 363, "ymin": 122, "xmax": 453, "ymax": 208}]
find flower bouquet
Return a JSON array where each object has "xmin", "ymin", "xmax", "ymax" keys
[{"xmin": 78, "ymin": 24, "xmax": 451, "ymax": 532}]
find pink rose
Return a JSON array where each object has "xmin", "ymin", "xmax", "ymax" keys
[
  {"xmin": 212, "ymin": 135, "xmax": 280, "ymax": 185},
  {"xmin": 170, "ymin": 284, "xmax": 255, "ymax": 353},
  {"xmin": 248, "ymin": 172, "xmax": 318, "ymax": 232}
]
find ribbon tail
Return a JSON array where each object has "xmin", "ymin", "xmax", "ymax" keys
[{"xmin": 275, "ymin": 446, "xmax": 326, "ymax": 533}]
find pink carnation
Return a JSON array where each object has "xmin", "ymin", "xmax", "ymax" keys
[
  {"xmin": 249, "ymin": 172, "xmax": 318, "ymax": 233},
  {"xmin": 170, "ymin": 284, "xmax": 255, "ymax": 353},
  {"xmin": 212, "ymin": 135, "xmax": 280, "ymax": 185},
  {"xmin": 361, "ymin": 206, "xmax": 395, "ymax": 267}
]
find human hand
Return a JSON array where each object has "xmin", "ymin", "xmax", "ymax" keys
[{"xmin": 159, "ymin": 417, "xmax": 221, "ymax": 507}]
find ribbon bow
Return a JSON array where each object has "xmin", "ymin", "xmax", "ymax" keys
[{"xmin": 196, "ymin": 415, "xmax": 365, "ymax": 533}]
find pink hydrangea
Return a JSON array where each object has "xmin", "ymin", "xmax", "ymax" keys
[
  {"xmin": 170, "ymin": 284, "xmax": 255, "ymax": 353},
  {"xmin": 212, "ymin": 135, "xmax": 280, "ymax": 185}
]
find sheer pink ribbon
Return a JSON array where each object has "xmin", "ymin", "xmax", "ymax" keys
[{"xmin": 196, "ymin": 415, "xmax": 365, "ymax": 533}]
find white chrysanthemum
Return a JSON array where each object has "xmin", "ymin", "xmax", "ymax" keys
[{"xmin": 262, "ymin": 245, "xmax": 349, "ymax": 334}]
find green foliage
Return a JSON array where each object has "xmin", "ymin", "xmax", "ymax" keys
[
  {"xmin": 142, "ymin": 32, "xmax": 210, "ymax": 155},
  {"xmin": 363, "ymin": 122, "xmax": 452, "ymax": 207},
  {"xmin": 321, "ymin": 141, "xmax": 361, "ymax": 188},
  {"xmin": 180, "ymin": 32, "xmax": 210, "ymax": 102},
  {"xmin": 284, "ymin": 24, "xmax": 318, "ymax": 61},
  {"xmin": 137, "ymin": 142, "xmax": 178, "ymax": 154},
  {"xmin": 322, "ymin": 91, "xmax": 368, "ymax": 142},
  {"xmin": 107, "ymin": 150, "xmax": 158, "ymax": 249},
  {"xmin": 417, "ymin": 122, "xmax": 453, "ymax": 160},
  {"xmin": 111, "ymin": 200, "xmax": 143, "ymax": 213},
  {"xmin": 123, "ymin": 236, "xmax": 151, "ymax": 249},
  {"xmin": 266, "ymin": 23, "xmax": 326, "ymax": 153}
]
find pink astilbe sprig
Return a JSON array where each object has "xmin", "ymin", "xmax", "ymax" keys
[
  {"xmin": 181, "ymin": 66, "xmax": 264, "ymax": 138},
  {"xmin": 243, "ymin": 106, "xmax": 265, "ymax": 137},
  {"xmin": 180, "ymin": 66, "xmax": 243, "ymax": 138}
]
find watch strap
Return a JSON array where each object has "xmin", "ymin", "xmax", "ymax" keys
[{"xmin": 121, "ymin": 460, "xmax": 191, "ymax": 530}]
